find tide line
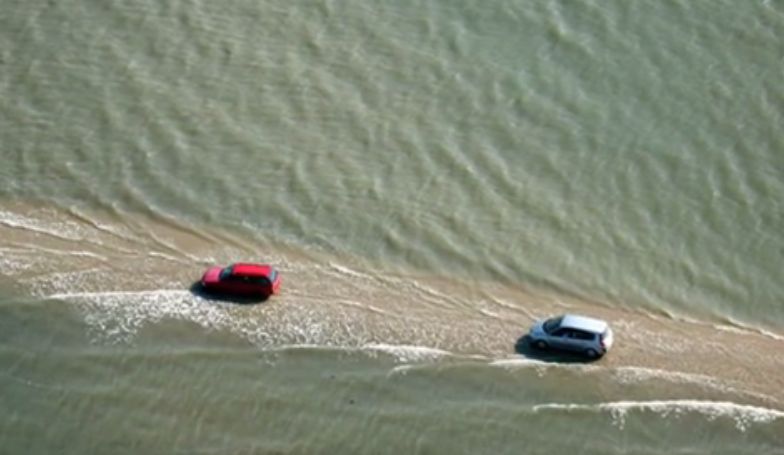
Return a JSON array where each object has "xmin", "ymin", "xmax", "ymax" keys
[{"xmin": 533, "ymin": 399, "xmax": 784, "ymax": 431}]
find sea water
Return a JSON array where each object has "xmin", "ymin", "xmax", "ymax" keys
[{"xmin": 1, "ymin": 1, "xmax": 783, "ymax": 453}]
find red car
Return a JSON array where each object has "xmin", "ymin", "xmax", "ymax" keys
[{"xmin": 200, "ymin": 263, "xmax": 281, "ymax": 298}]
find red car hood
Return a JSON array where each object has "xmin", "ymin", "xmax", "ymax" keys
[{"xmin": 201, "ymin": 266, "xmax": 223, "ymax": 285}]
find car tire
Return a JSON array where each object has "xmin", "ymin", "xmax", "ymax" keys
[
  {"xmin": 585, "ymin": 348, "xmax": 599, "ymax": 359},
  {"xmin": 533, "ymin": 340, "xmax": 548, "ymax": 350}
]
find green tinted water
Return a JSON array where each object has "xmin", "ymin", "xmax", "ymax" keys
[{"xmin": 1, "ymin": 0, "xmax": 783, "ymax": 452}]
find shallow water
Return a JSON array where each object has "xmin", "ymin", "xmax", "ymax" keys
[{"xmin": 1, "ymin": 0, "xmax": 783, "ymax": 452}]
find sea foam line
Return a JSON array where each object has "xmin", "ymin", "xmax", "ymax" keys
[
  {"xmin": 251, "ymin": 343, "xmax": 456, "ymax": 364},
  {"xmin": 533, "ymin": 399, "xmax": 784, "ymax": 431},
  {"xmin": 45, "ymin": 290, "xmax": 462, "ymax": 358},
  {"xmin": 48, "ymin": 289, "xmax": 192, "ymax": 300},
  {"xmin": 715, "ymin": 320, "xmax": 784, "ymax": 342},
  {"xmin": 0, "ymin": 210, "xmax": 84, "ymax": 241},
  {"xmin": 611, "ymin": 366, "xmax": 781, "ymax": 404},
  {"xmin": 362, "ymin": 343, "xmax": 453, "ymax": 362}
]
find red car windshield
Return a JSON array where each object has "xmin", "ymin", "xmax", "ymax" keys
[{"xmin": 219, "ymin": 266, "xmax": 234, "ymax": 280}]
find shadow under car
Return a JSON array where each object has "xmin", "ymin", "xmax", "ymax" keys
[
  {"xmin": 189, "ymin": 281, "xmax": 270, "ymax": 304},
  {"xmin": 514, "ymin": 335, "xmax": 602, "ymax": 363}
]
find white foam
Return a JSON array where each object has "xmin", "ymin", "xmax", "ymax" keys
[
  {"xmin": 705, "ymin": 319, "xmax": 784, "ymax": 342},
  {"xmin": 489, "ymin": 357, "xmax": 549, "ymax": 368},
  {"xmin": 533, "ymin": 400, "xmax": 784, "ymax": 431},
  {"xmin": 325, "ymin": 262, "xmax": 464, "ymax": 309},
  {"xmin": 489, "ymin": 357, "xmax": 603, "ymax": 379},
  {"xmin": 0, "ymin": 210, "xmax": 84, "ymax": 241},
  {"xmin": 387, "ymin": 364, "xmax": 417, "ymax": 376},
  {"xmin": 489, "ymin": 357, "xmax": 557, "ymax": 378},
  {"xmin": 252, "ymin": 343, "xmax": 351, "ymax": 354},
  {"xmin": 713, "ymin": 324, "xmax": 754, "ymax": 335},
  {"xmin": 477, "ymin": 307, "xmax": 500, "ymax": 318},
  {"xmin": 46, "ymin": 288, "xmax": 459, "ymax": 362},
  {"xmin": 327, "ymin": 262, "xmax": 378, "ymax": 281},
  {"xmin": 613, "ymin": 366, "xmax": 728, "ymax": 390},
  {"xmin": 7, "ymin": 243, "xmax": 106, "ymax": 260},
  {"xmin": 334, "ymin": 298, "xmax": 392, "ymax": 316},
  {"xmin": 48, "ymin": 289, "xmax": 235, "ymax": 344},
  {"xmin": 65, "ymin": 207, "xmax": 136, "ymax": 241},
  {"xmin": 0, "ymin": 252, "xmax": 36, "ymax": 275},
  {"xmin": 610, "ymin": 366, "xmax": 780, "ymax": 403},
  {"xmin": 361, "ymin": 343, "xmax": 452, "ymax": 362},
  {"xmin": 758, "ymin": 328, "xmax": 784, "ymax": 342},
  {"xmin": 146, "ymin": 251, "xmax": 191, "ymax": 264}
]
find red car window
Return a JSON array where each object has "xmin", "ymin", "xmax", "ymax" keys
[{"xmin": 219, "ymin": 266, "xmax": 234, "ymax": 280}]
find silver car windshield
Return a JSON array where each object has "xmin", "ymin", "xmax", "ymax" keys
[{"xmin": 543, "ymin": 316, "xmax": 563, "ymax": 334}]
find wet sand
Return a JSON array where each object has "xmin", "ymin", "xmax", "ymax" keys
[{"xmin": 2, "ymin": 201, "xmax": 783, "ymax": 407}]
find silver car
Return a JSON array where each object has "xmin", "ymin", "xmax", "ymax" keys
[{"xmin": 528, "ymin": 314, "xmax": 614, "ymax": 358}]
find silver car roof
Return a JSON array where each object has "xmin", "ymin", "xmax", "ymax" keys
[{"xmin": 559, "ymin": 314, "xmax": 608, "ymax": 334}]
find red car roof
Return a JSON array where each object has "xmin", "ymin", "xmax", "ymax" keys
[{"xmin": 230, "ymin": 263, "xmax": 274, "ymax": 277}]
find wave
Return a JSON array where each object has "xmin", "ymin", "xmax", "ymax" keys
[
  {"xmin": 489, "ymin": 357, "xmax": 550, "ymax": 368},
  {"xmin": 48, "ymin": 289, "xmax": 192, "ymax": 300},
  {"xmin": 46, "ymin": 288, "xmax": 460, "ymax": 363},
  {"xmin": 361, "ymin": 343, "xmax": 453, "ymax": 362},
  {"xmin": 4, "ymin": 203, "xmax": 784, "ymax": 403},
  {"xmin": 487, "ymin": 357, "xmax": 601, "ymax": 377},
  {"xmin": 713, "ymin": 320, "xmax": 784, "ymax": 342},
  {"xmin": 246, "ymin": 342, "xmax": 455, "ymax": 363},
  {"xmin": 46, "ymin": 289, "xmax": 235, "ymax": 344},
  {"xmin": 612, "ymin": 366, "xmax": 781, "ymax": 404},
  {"xmin": 0, "ymin": 209, "xmax": 86, "ymax": 242},
  {"xmin": 533, "ymin": 399, "xmax": 784, "ymax": 432}
]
